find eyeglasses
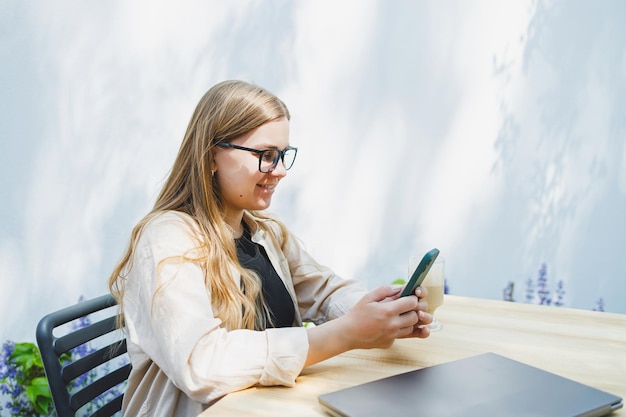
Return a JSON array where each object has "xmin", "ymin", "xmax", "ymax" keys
[{"xmin": 216, "ymin": 143, "xmax": 298, "ymax": 173}]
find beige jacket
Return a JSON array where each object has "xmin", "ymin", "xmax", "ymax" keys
[{"xmin": 121, "ymin": 211, "xmax": 367, "ymax": 417}]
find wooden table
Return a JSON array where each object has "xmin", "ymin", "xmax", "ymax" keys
[{"xmin": 201, "ymin": 295, "xmax": 626, "ymax": 416}]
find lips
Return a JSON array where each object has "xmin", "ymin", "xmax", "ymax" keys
[{"xmin": 257, "ymin": 183, "xmax": 277, "ymax": 190}]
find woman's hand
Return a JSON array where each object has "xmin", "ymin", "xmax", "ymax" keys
[
  {"xmin": 304, "ymin": 286, "xmax": 432, "ymax": 367},
  {"xmin": 340, "ymin": 285, "xmax": 432, "ymax": 349},
  {"xmin": 399, "ymin": 285, "xmax": 433, "ymax": 339}
]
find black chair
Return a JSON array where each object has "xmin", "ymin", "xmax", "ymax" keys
[{"xmin": 36, "ymin": 294, "xmax": 131, "ymax": 417}]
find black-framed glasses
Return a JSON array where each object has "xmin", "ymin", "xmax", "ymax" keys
[{"xmin": 216, "ymin": 143, "xmax": 298, "ymax": 173}]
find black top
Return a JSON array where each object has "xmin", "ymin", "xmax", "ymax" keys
[{"xmin": 235, "ymin": 225, "xmax": 295, "ymax": 329}]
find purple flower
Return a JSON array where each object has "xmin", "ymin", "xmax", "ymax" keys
[
  {"xmin": 536, "ymin": 263, "xmax": 551, "ymax": 305},
  {"xmin": 593, "ymin": 298, "xmax": 605, "ymax": 312},
  {"xmin": 1, "ymin": 295, "xmax": 126, "ymax": 416}
]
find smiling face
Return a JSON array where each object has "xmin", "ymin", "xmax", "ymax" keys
[{"xmin": 213, "ymin": 117, "xmax": 290, "ymax": 232}]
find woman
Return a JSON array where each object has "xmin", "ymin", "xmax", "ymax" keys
[{"xmin": 108, "ymin": 80, "xmax": 432, "ymax": 416}]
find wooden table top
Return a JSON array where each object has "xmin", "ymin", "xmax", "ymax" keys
[{"xmin": 201, "ymin": 295, "xmax": 626, "ymax": 416}]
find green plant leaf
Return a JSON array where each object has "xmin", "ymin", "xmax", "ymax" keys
[
  {"xmin": 26, "ymin": 376, "xmax": 53, "ymax": 415},
  {"xmin": 10, "ymin": 342, "xmax": 40, "ymax": 371}
]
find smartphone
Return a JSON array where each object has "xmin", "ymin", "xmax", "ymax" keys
[{"xmin": 400, "ymin": 248, "xmax": 440, "ymax": 297}]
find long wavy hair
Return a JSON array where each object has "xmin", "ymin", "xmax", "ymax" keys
[{"xmin": 108, "ymin": 80, "xmax": 291, "ymax": 331}]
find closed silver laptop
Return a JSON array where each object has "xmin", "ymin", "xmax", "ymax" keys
[{"xmin": 319, "ymin": 352, "xmax": 623, "ymax": 417}]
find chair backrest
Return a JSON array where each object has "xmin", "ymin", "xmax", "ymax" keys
[{"xmin": 36, "ymin": 294, "xmax": 131, "ymax": 417}]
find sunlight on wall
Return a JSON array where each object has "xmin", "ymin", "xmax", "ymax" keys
[{"xmin": 1, "ymin": 0, "xmax": 625, "ymax": 343}]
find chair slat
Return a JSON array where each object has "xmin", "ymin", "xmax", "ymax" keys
[
  {"xmin": 54, "ymin": 316, "xmax": 117, "ymax": 354},
  {"xmin": 62, "ymin": 339, "xmax": 127, "ymax": 382},
  {"xmin": 88, "ymin": 394, "xmax": 124, "ymax": 417},
  {"xmin": 70, "ymin": 364, "xmax": 131, "ymax": 410}
]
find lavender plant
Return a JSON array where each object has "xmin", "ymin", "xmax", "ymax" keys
[
  {"xmin": 553, "ymin": 280, "xmax": 565, "ymax": 307},
  {"xmin": 0, "ymin": 341, "xmax": 54, "ymax": 416},
  {"xmin": 593, "ymin": 298, "xmax": 605, "ymax": 312},
  {"xmin": 505, "ymin": 263, "xmax": 568, "ymax": 308},
  {"xmin": 503, "ymin": 281, "xmax": 515, "ymax": 302},
  {"xmin": 1, "ymin": 297, "xmax": 128, "ymax": 416},
  {"xmin": 505, "ymin": 263, "xmax": 603, "ymax": 311},
  {"xmin": 525, "ymin": 277, "xmax": 535, "ymax": 303},
  {"xmin": 535, "ymin": 263, "xmax": 551, "ymax": 305}
]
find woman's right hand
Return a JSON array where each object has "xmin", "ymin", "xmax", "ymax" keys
[
  {"xmin": 339, "ymin": 285, "xmax": 428, "ymax": 349},
  {"xmin": 304, "ymin": 286, "xmax": 430, "ymax": 367}
]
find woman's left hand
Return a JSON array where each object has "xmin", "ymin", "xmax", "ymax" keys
[{"xmin": 398, "ymin": 286, "xmax": 433, "ymax": 339}]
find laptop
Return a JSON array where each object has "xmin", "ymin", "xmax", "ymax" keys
[{"xmin": 318, "ymin": 352, "xmax": 623, "ymax": 417}]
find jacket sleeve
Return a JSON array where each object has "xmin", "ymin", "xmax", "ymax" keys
[{"xmin": 122, "ymin": 212, "xmax": 308, "ymax": 405}]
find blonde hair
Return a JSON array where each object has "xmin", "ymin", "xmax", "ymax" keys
[{"xmin": 108, "ymin": 80, "xmax": 291, "ymax": 330}]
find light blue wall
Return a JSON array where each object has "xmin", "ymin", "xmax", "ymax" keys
[{"xmin": 1, "ymin": 0, "xmax": 625, "ymax": 343}]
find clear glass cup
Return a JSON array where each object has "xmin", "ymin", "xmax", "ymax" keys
[{"xmin": 409, "ymin": 255, "xmax": 445, "ymax": 331}]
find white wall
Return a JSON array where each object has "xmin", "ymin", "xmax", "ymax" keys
[{"xmin": 1, "ymin": 0, "xmax": 625, "ymax": 343}]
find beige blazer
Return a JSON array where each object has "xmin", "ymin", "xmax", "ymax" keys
[{"xmin": 121, "ymin": 211, "xmax": 367, "ymax": 417}]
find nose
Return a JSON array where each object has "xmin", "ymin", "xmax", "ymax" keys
[{"xmin": 269, "ymin": 159, "xmax": 288, "ymax": 177}]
